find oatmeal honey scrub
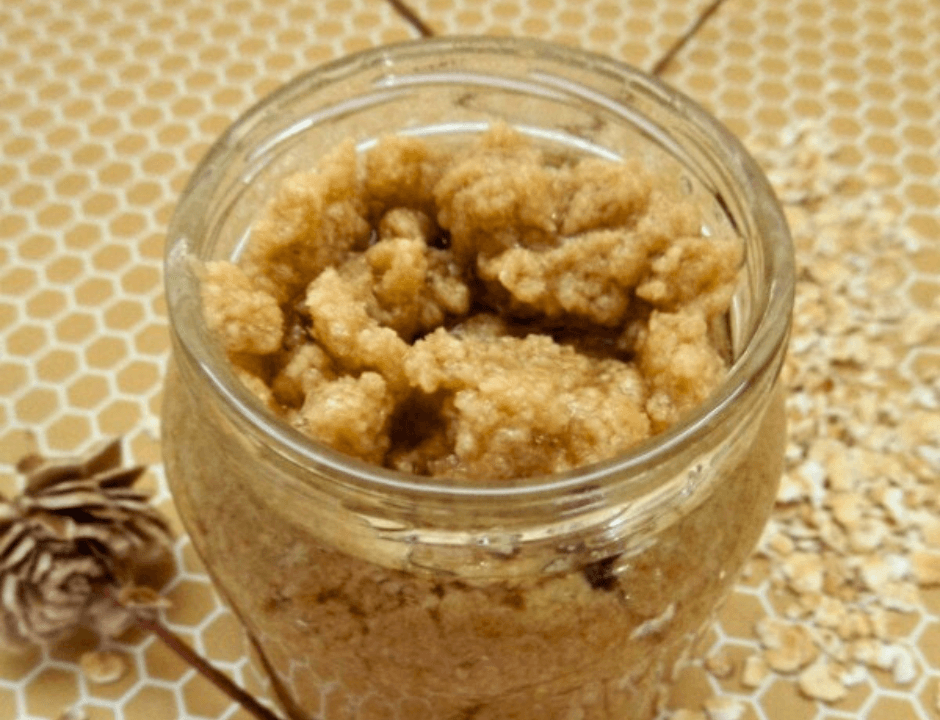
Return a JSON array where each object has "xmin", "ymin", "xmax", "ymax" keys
[{"xmin": 162, "ymin": 37, "xmax": 794, "ymax": 720}]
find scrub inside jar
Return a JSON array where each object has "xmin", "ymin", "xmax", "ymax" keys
[{"xmin": 199, "ymin": 123, "xmax": 743, "ymax": 480}]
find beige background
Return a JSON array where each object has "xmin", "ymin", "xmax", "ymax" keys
[{"xmin": 1, "ymin": 0, "xmax": 938, "ymax": 719}]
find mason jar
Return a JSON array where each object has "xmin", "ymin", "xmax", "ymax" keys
[{"xmin": 162, "ymin": 36, "xmax": 794, "ymax": 720}]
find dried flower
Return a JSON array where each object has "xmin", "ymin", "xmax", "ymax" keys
[
  {"xmin": 0, "ymin": 438, "xmax": 172, "ymax": 648},
  {"xmin": 2, "ymin": 439, "xmax": 286, "ymax": 720}
]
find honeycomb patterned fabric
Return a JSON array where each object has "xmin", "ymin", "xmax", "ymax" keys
[{"xmin": 0, "ymin": 0, "xmax": 938, "ymax": 719}]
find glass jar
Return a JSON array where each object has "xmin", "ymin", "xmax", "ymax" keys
[{"xmin": 162, "ymin": 36, "xmax": 793, "ymax": 720}]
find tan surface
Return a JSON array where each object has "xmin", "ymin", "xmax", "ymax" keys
[{"xmin": 0, "ymin": 0, "xmax": 938, "ymax": 719}]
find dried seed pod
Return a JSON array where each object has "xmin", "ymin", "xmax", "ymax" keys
[{"xmin": 0, "ymin": 438, "xmax": 173, "ymax": 648}]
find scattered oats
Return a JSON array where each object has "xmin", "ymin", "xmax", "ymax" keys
[
  {"xmin": 766, "ymin": 532, "xmax": 795, "ymax": 555},
  {"xmin": 900, "ymin": 314, "xmax": 938, "ymax": 345},
  {"xmin": 828, "ymin": 492, "xmax": 863, "ymax": 529},
  {"xmin": 797, "ymin": 660, "xmax": 847, "ymax": 703},
  {"xmin": 794, "ymin": 460, "xmax": 827, "ymax": 506},
  {"xmin": 868, "ymin": 345, "xmax": 896, "ymax": 370},
  {"xmin": 910, "ymin": 386, "xmax": 939, "ymax": 410},
  {"xmin": 868, "ymin": 608, "xmax": 891, "ymax": 640},
  {"xmin": 789, "ymin": 335, "xmax": 818, "ymax": 356},
  {"xmin": 79, "ymin": 649, "xmax": 128, "ymax": 685},
  {"xmin": 781, "ymin": 517, "xmax": 820, "ymax": 541},
  {"xmin": 704, "ymin": 649, "xmax": 735, "ymax": 679},
  {"xmin": 756, "ymin": 618, "xmax": 818, "ymax": 673},
  {"xmin": 840, "ymin": 664, "xmax": 868, "ymax": 687},
  {"xmin": 922, "ymin": 519, "xmax": 940, "ymax": 547},
  {"xmin": 816, "ymin": 627, "xmax": 849, "ymax": 662},
  {"xmin": 777, "ymin": 472, "xmax": 812, "ymax": 504},
  {"xmin": 741, "ymin": 654, "xmax": 770, "ymax": 688},
  {"xmin": 811, "ymin": 595, "xmax": 848, "ymax": 630},
  {"xmin": 854, "ymin": 642, "xmax": 918, "ymax": 685},
  {"xmin": 782, "ymin": 552, "xmax": 825, "ymax": 594},
  {"xmin": 830, "ymin": 333, "xmax": 870, "ymax": 365},
  {"xmin": 919, "ymin": 444, "xmax": 940, "ymax": 468},
  {"xmin": 872, "ymin": 642, "xmax": 895, "ymax": 670},
  {"xmin": 906, "ymin": 410, "xmax": 940, "ymax": 441},
  {"xmin": 847, "ymin": 518, "xmax": 888, "ymax": 554},
  {"xmin": 685, "ymin": 123, "xmax": 938, "ymax": 717},
  {"xmin": 887, "ymin": 553, "xmax": 911, "ymax": 578},
  {"xmin": 871, "ymin": 486, "xmax": 910, "ymax": 526},
  {"xmin": 891, "ymin": 646, "xmax": 917, "ymax": 685},
  {"xmin": 783, "ymin": 601, "xmax": 804, "ymax": 620},
  {"xmin": 851, "ymin": 638, "xmax": 879, "ymax": 666},
  {"xmin": 818, "ymin": 518, "xmax": 849, "ymax": 555},
  {"xmin": 878, "ymin": 581, "xmax": 919, "ymax": 612},
  {"xmin": 823, "ymin": 451, "xmax": 853, "ymax": 492},
  {"xmin": 858, "ymin": 554, "xmax": 908, "ymax": 590},
  {"xmin": 703, "ymin": 697, "xmax": 745, "ymax": 720},
  {"xmin": 906, "ymin": 487, "xmax": 934, "ymax": 511},
  {"xmin": 837, "ymin": 611, "xmax": 871, "ymax": 641}
]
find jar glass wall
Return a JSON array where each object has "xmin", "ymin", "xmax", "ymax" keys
[{"xmin": 162, "ymin": 36, "xmax": 794, "ymax": 720}]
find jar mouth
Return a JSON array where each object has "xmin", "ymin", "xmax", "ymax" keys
[{"xmin": 165, "ymin": 35, "xmax": 794, "ymax": 501}]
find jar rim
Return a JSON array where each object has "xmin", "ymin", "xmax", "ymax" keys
[{"xmin": 165, "ymin": 35, "xmax": 794, "ymax": 501}]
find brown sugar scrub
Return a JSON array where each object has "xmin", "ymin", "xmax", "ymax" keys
[
  {"xmin": 199, "ymin": 124, "xmax": 744, "ymax": 480},
  {"xmin": 163, "ymin": 37, "xmax": 793, "ymax": 720},
  {"xmin": 168, "ymin": 128, "xmax": 780, "ymax": 720}
]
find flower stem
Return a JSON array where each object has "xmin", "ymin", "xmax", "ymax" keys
[
  {"xmin": 384, "ymin": 0, "xmax": 435, "ymax": 37},
  {"xmin": 650, "ymin": 0, "xmax": 731, "ymax": 76},
  {"xmin": 134, "ymin": 613, "xmax": 287, "ymax": 720}
]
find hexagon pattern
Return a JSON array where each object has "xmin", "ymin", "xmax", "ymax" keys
[{"xmin": 1, "ymin": 0, "xmax": 938, "ymax": 719}]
